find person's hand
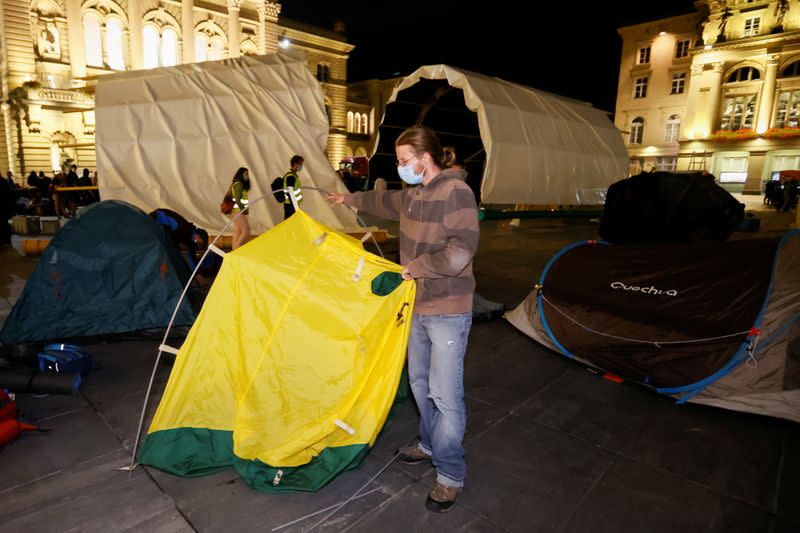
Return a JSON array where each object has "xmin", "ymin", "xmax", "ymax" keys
[
  {"xmin": 325, "ymin": 192, "xmax": 345, "ymax": 205},
  {"xmin": 401, "ymin": 267, "xmax": 412, "ymax": 281}
]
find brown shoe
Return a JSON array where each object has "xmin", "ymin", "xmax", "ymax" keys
[
  {"xmin": 425, "ymin": 481, "xmax": 460, "ymax": 513},
  {"xmin": 397, "ymin": 445, "xmax": 431, "ymax": 465}
]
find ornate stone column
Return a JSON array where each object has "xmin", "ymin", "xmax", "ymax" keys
[
  {"xmin": 182, "ymin": 0, "xmax": 194, "ymax": 63},
  {"xmin": 128, "ymin": 0, "xmax": 143, "ymax": 69},
  {"xmin": 703, "ymin": 62, "xmax": 724, "ymax": 138},
  {"xmin": 257, "ymin": 1, "xmax": 281, "ymax": 54},
  {"xmin": 227, "ymin": 0, "xmax": 241, "ymax": 58},
  {"xmin": 66, "ymin": 0, "xmax": 86, "ymax": 79},
  {"xmin": 756, "ymin": 55, "xmax": 780, "ymax": 133}
]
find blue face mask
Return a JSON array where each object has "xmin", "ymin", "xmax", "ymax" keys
[{"xmin": 397, "ymin": 161, "xmax": 424, "ymax": 185}]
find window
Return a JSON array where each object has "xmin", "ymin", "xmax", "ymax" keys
[
  {"xmin": 143, "ymin": 26, "xmax": 160, "ymax": 69},
  {"xmin": 775, "ymin": 90, "xmax": 800, "ymax": 128},
  {"xmin": 83, "ymin": 13, "xmax": 103, "ymax": 67},
  {"xmin": 361, "ymin": 114, "xmax": 368, "ymax": 134},
  {"xmin": 194, "ymin": 34, "xmax": 208, "ymax": 62},
  {"xmin": 780, "ymin": 61, "xmax": 800, "ymax": 78},
  {"xmin": 162, "ymin": 29, "xmax": 178, "ymax": 66},
  {"xmin": 720, "ymin": 95, "xmax": 757, "ymax": 131},
  {"xmin": 655, "ymin": 157, "xmax": 677, "ymax": 171},
  {"xmin": 634, "ymin": 76, "xmax": 648, "ymax": 98},
  {"xmin": 726, "ymin": 66, "xmax": 760, "ymax": 83},
  {"xmin": 316, "ymin": 64, "xmax": 331, "ymax": 82},
  {"xmin": 346, "ymin": 111, "xmax": 354, "ymax": 132},
  {"xmin": 629, "ymin": 117, "xmax": 644, "ymax": 144},
  {"xmin": 671, "ymin": 72, "xmax": 686, "ymax": 94},
  {"xmin": 354, "ymin": 113, "xmax": 363, "ymax": 133},
  {"xmin": 638, "ymin": 46, "xmax": 651, "ymax": 64},
  {"xmin": 719, "ymin": 156, "xmax": 748, "ymax": 183},
  {"xmin": 675, "ymin": 40, "xmax": 690, "ymax": 59},
  {"xmin": 743, "ymin": 16, "xmax": 760, "ymax": 37},
  {"xmin": 773, "ymin": 154, "xmax": 800, "ymax": 171},
  {"xmin": 665, "ymin": 115, "xmax": 681, "ymax": 142},
  {"xmin": 105, "ymin": 18, "xmax": 125, "ymax": 70},
  {"xmin": 209, "ymin": 37, "xmax": 225, "ymax": 61}
]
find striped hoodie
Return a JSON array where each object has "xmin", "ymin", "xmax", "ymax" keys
[{"xmin": 343, "ymin": 168, "xmax": 479, "ymax": 315}]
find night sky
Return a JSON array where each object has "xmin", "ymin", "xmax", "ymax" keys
[{"xmin": 281, "ymin": 0, "xmax": 698, "ymax": 114}]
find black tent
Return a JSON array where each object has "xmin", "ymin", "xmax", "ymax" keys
[{"xmin": 599, "ymin": 171, "xmax": 745, "ymax": 244}]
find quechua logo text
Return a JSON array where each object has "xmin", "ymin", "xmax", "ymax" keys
[{"xmin": 610, "ymin": 281, "xmax": 678, "ymax": 297}]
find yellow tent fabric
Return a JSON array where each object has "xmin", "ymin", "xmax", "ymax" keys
[{"xmin": 139, "ymin": 211, "xmax": 415, "ymax": 492}]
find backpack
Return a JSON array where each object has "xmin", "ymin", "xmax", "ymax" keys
[{"xmin": 271, "ymin": 177, "xmax": 285, "ymax": 203}]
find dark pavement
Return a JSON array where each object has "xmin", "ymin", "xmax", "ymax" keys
[{"xmin": 1, "ymin": 207, "xmax": 798, "ymax": 532}]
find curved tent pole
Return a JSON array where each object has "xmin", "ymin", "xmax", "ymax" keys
[{"xmin": 126, "ymin": 187, "xmax": 383, "ymax": 471}]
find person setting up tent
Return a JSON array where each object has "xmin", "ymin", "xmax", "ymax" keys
[
  {"xmin": 326, "ymin": 125, "xmax": 479, "ymax": 513},
  {"xmin": 282, "ymin": 155, "xmax": 304, "ymax": 219}
]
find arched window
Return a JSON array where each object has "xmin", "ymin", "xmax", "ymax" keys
[
  {"xmin": 361, "ymin": 114, "xmax": 368, "ymax": 134},
  {"xmin": 162, "ymin": 28, "xmax": 178, "ymax": 66},
  {"xmin": 665, "ymin": 115, "xmax": 680, "ymax": 142},
  {"xmin": 780, "ymin": 61, "xmax": 800, "ymax": 78},
  {"xmin": 194, "ymin": 34, "xmax": 208, "ymax": 62},
  {"xmin": 83, "ymin": 13, "xmax": 103, "ymax": 67},
  {"xmin": 629, "ymin": 117, "xmax": 644, "ymax": 145},
  {"xmin": 142, "ymin": 25, "xmax": 160, "ymax": 69},
  {"xmin": 346, "ymin": 111, "xmax": 354, "ymax": 132},
  {"xmin": 105, "ymin": 18, "xmax": 125, "ymax": 70},
  {"xmin": 726, "ymin": 66, "xmax": 760, "ymax": 83},
  {"xmin": 209, "ymin": 36, "xmax": 225, "ymax": 61}
]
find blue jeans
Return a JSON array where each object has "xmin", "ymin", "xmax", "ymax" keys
[{"xmin": 407, "ymin": 312, "xmax": 472, "ymax": 488}]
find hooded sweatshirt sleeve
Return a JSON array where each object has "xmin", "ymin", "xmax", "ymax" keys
[{"xmin": 343, "ymin": 190, "xmax": 405, "ymax": 222}]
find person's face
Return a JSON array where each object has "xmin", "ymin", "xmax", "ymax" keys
[
  {"xmin": 243, "ymin": 170, "xmax": 249, "ymax": 180},
  {"xmin": 396, "ymin": 145, "xmax": 423, "ymax": 174}
]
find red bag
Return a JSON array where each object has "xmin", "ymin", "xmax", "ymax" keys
[{"xmin": 220, "ymin": 192, "xmax": 234, "ymax": 215}]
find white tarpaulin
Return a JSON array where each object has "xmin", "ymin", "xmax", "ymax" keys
[
  {"xmin": 95, "ymin": 51, "xmax": 355, "ymax": 233},
  {"xmin": 384, "ymin": 65, "xmax": 629, "ymax": 205}
]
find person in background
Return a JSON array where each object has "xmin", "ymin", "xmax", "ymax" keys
[
  {"xmin": 149, "ymin": 208, "xmax": 197, "ymax": 250},
  {"xmin": 36, "ymin": 171, "xmax": 51, "ymax": 201},
  {"xmin": 327, "ymin": 126, "xmax": 479, "ymax": 513},
  {"xmin": 5, "ymin": 170, "xmax": 13, "ymax": 188},
  {"xmin": 189, "ymin": 228, "xmax": 223, "ymax": 283},
  {"xmin": 282, "ymin": 155, "xmax": 304, "ymax": 219},
  {"xmin": 228, "ymin": 167, "xmax": 252, "ymax": 249}
]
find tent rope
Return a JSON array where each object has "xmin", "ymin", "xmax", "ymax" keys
[
  {"xmin": 128, "ymin": 186, "xmax": 385, "ymax": 471},
  {"xmin": 539, "ymin": 293, "xmax": 753, "ymax": 346}
]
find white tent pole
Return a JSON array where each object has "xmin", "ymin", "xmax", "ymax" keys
[{"xmin": 126, "ymin": 187, "xmax": 383, "ymax": 471}]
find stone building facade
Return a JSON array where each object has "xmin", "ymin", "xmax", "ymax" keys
[
  {"xmin": 0, "ymin": 0, "xmax": 367, "ymax": 181},
  {"xmin": 616, "ymin": 0, "xmax": 800, "ymax": 193}
]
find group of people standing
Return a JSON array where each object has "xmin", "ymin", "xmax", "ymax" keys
[{"xmin": 223, "ymin": 154, "xmax": 305, "ymax": 249}]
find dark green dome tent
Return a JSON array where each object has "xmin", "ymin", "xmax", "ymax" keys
[{"xmin": 0, "ymin": 201, "xmax": 195, "ymax": 345}]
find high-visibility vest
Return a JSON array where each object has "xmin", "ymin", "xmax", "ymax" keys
[
  {"xmin": 283, "ymin": 172, "xmax": 302, "ymax": 204},
  {"xmin": 231, "ymin": 183, "xmax": 248, "ymax": 210}
]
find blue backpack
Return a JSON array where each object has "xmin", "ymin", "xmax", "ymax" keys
[{"xmin": 38, "ymin": 344, "xmax": 94, "ymax": 377}]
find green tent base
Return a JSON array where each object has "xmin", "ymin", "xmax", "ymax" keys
[{"xmin": 139, "ymin": 365, "xmax": 411, "ymax": 493}]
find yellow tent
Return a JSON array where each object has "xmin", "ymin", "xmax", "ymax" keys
[{"xmin": 138, "ymin": 211, "xmax": 415, "ymax": 492}]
